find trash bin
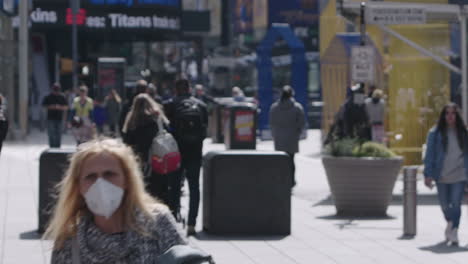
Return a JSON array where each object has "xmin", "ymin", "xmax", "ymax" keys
[
  {"xmin": 223, "ymin": 102, "xmax": 257, "ymax": 150},
  {"xmin": 38, "ymin": 148, "xmax": 75, "ymax": 233}
]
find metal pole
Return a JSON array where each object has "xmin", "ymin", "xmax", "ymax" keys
[
  {"xmin": 403, "ymin": 166, "xmax": 418, "ymax": 237},
  {"xmin": 360, "ymin": 2, "xmax": 366, "ymax": 46},
  {"xmin": 461, "ymin": 7, "xmax": 468, "ymax": 122},
  {"xmin": 18, "ymin": 0, "xmax": 29, "ymax": 138},
  {"xmin": 71, "ymin": 0, "xmax": 80, "ymax": 92}
]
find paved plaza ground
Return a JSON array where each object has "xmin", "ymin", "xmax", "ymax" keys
[{"xmin": 1, "ymin": 129, "xmax": 468, "ymax": 263}]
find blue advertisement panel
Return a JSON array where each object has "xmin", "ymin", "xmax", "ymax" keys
[
  {"xmin": 86, "ymin": 0, "xmax": 180, "ymax": 8},
  {"xmin": 231, "ymin": 0, "xmax": 253, "ymax": 34},
  {"xmin": 268, "ymin": 0, "xmax": 319, "ymax": 51},
  {"xmin": 268, "ymin": 0, "xmax": 318, "ymax": 27}
]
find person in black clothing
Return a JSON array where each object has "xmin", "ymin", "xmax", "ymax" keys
[
  {"xmin": 42, "ymin": 83, "xmax": 68, "ymax": 148},
  {"xmin": 324, "ymin": 83, "xmax": 371, "ymax": 144},
  {"xmin": 164, "ymin": 79, "xmax": 208, "ymax": 236},
  {"xmin": 122, "ymin": 93, "xmax": 171, "ymax": 204},
  {"xmin": 194, "ymin": 84, "xmax": 215, "ymax": 105},
  {"xmin": 119, "ymin": 79, "xmax": 149, "ymax": 138}
]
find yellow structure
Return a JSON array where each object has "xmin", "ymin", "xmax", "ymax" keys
[{"xmin": 320, "ymin": 0, "xmax": 451, "ymax": 165}]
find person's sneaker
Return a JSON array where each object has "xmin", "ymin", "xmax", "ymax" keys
[
  {"xmin": 445, "ymin": 221, "xmax": 453, "ymax": 241},
  {"xmin": 187, "ymin": 225, "xmax": 196, "ymax": 237},
  {"xmin": 449, "ymin": 228, "xmax": 459, "ymax": 246}
]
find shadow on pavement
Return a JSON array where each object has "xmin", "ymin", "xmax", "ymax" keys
[
  {"xmin": 419, "ymin": 241, "xmax": 468, "ymax": 254},
  {"xmin": 317, "ymin": 214, "xmax": 396, "ymax": 221},
  {"xmin": 19, "ymin": 230, "xmax": 42, "ymax": 240},
  {"xmin": 314, "ymin": 194, "xmax": 442, "ymax": 207},
  {"xmin": 194, "ymin": 231, "xmax": 288, "ymax": 241}
]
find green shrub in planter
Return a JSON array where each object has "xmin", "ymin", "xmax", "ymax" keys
[
  {"xmin": 324, "ymin": 139, "xmax": 396, "ymax": 158},
  {"xmin": 352, "ymin": 142, "xmax": 397, "ymax": 158},
  {"xmin": 324, "ymin": 138, "xmax": 358, "ymax": 157}
]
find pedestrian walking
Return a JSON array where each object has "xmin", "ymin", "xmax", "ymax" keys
[
  {"xmin": 42, "ymin": 83, "xmax": 68, "ymax": 148},
  {"xmin": 423, "ymin": 102, "xmax": 468, "ymax": 246},
  {"xmin": 71, "ymin": 85, "xmax": 95, "ymax": 145},
  {"xmin": 231, "ymin": 86, "xmax": 246, "ymax": 102},
  {"xmin": 119, "ymin": 79, "xmax": 148, "ymax": 138},
  {"xmin": 121, "ymin": 93, "xmax": 171, "ymax": 205},
  {"xmin": 92, "ymin": 99, "xmax": 107, "ymax": 135},
  {"xmin": 324, "ymin": 83, "xmax": 371, "ymax": 144},
  {"xmin": 164, "ymin": 79, "xmax": 208, "ymax": 236},
  {"xmin": 105, "ymin": 89, "xmax": 122, "ymax": 137},
  {"xmin": 43, "ymin": 138, "xmax": 187, "ymax": 263},
  {"xmin": 0, "ymin": 93, "xmax": 8, "ymax": 156},
  {"xmin": 365, "ymin": 89, "xmax": 385, "ymax": 143},
  {"xmin": 269, "ymin": 85, "xmax": 305, "ymax": 187}
]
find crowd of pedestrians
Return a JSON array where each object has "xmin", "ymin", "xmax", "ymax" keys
[
  {"xmin": 40, "ymin": 79, "xmax": 209, "ymax": 237},
  {"xmin": 35, "ymin": 77, "xmax": 221, "ymax": 263},
  {"xmin": 1, "ymin": 79, "xmax": 310, "ymax": 261}
]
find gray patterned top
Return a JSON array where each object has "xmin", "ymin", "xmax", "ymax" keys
[{"xmin": 51, "ymin": 204, "xmax": 187, "ymax": 264}]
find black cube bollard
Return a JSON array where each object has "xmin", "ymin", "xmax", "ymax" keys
[
  {"xmin": 203, "ymin": 150, "xmax": 291, "ymax": 235},
  {"xmin": 38, "ymin": 148, "xmax": 75, "ymax": 233}
]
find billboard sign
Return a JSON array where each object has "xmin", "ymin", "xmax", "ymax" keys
[
  {"xmin": 1, "ymin": 0, "xmax": 15, "ymax": 15},
  {"xmin": 12, "ymin": 6, "xmax": 181, "ymax": 32},
  {"xmin": 232, "ymin": 0, "xmax": 253, "ymax": 34},
  {"xmin": 268, "ymin": 0, "xmax": 319, "ymax": 51},
  {"xmin": 86, "ymin": 0, "xmax": 180, "ymax": 7}
]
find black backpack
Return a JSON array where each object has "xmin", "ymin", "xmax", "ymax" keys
[{"xmin": 174, "ymin": 97, "xmax": 205, "ymax": 143}]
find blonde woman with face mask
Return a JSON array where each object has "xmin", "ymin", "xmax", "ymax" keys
[{"xmin": 43, "ymin": 138, "xmax": 186, "ymax": 263}]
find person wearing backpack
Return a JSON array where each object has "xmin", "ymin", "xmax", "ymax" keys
[
  {"xmin": 122, "ymin": 93, "xmax": 172, "ymax": 205},
  {"xmin": 164, "ymin": 79, "xmax": 208, "ymax": 236}
]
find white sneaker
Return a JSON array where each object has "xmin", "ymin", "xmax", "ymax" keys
[
  {"xmin": 445, "ymin": 222, "xmax": 453, "ymax": 241},
  {"xmin": 449, "ymin": 228, "xmax": 459, "ymax": 245}
]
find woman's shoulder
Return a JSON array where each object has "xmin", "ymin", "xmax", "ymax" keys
[
  {"xmin": 143, "ymin": 203, "xmax": 180, "ymax": 232},
  {"xmin": 147, "ymin": 203, "xmax": 172, "ymax": 222},
  {"xmin": 428, "ymin": 126, "xmax": 439, "ymax": 136}
]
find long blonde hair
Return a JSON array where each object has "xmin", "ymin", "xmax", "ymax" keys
[
  {"xmin": 109, "ymin": 89, "xmax": 122, "ymax": 104},
  {"xmin": 43, "ymin": 138, "xmax": 161, "ymax": 249},
  {"xmin": 122, "ymin": 93, "xmax": 168, "ymax": 133}
]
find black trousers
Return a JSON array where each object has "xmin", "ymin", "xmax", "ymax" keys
[
  {"xmin": 169, "ymin": 155, "xmax": 202, "ymax": 226},
  {"xmin": 287, "ymin": 152, "xmax": 296, "ymax": 186}
]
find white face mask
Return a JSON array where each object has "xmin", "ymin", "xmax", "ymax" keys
[{"xmin": 84, "ymin": 177, "xmax": 124, "ymax": 219}]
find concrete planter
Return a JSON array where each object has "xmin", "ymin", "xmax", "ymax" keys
[{"xmin": 322, "ymin": 156, "xmax": 403, "ymax": 216}]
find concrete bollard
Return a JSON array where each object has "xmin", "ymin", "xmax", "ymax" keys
[{"xmin": 403, "ymin": 166, "xmax": 418, "ymax": 237}]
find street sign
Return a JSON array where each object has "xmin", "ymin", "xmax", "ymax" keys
[
  {"xmin": 0, "ymin": 0, "xmax": 14, "ymax": 15},
  {"xmin": 351, "ymin": 46, "xmax": 375, "ymax": 83},
  {"xmin": 366, "ymin": 7, "xmax": 426, "ymax": 25}
]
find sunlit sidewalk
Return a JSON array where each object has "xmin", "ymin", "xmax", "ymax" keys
[{"xmin": 0, "ymin": 129, "xmax": 468, "ymax": 263}]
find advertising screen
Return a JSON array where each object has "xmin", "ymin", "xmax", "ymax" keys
[{"xmin": 97, "ymin": 58, "xmax": 126, "ymax": 101}]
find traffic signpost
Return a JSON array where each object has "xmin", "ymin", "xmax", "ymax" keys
[
  {"xmin": 351, "ymin": 46, "xmax": 375, "ymax": 83},
  {"xmin": 366, "ymin": 7, "xmax": 426, "ymax": 25}
]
